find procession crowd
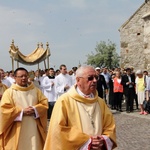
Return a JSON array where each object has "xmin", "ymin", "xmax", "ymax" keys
[
  {"xmin": 0, "ymin": 65, "xmax": 150, "ymax": 118},
  {"xmin": 0, "ymin": 64, "xmax": 149, "ymax": 150}
]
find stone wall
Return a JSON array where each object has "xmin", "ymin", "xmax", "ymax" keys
[{"xmin": 119, "ymin": 1, "xmax": 150, "ymax": 72}]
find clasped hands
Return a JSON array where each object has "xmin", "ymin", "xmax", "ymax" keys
[
  {"xmin": 90, "ymin": 136, "xmax": 105, "ymax": 150},
  {"xmin": 23, "ymin": 106, "xmax": 35, "ymax": 116}
]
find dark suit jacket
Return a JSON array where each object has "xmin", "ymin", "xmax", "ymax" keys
[
  {"xmin": 121, "ymin": 74, "xmax": 135, "ymax": 95},
  {"xmin": 97, "ymin": 74, "xmax": 108, "ymax": 98}
]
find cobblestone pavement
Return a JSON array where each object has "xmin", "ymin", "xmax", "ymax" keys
[{"xmin": 113, "ymin": 110, "xmax": 150, "ymax": 150}]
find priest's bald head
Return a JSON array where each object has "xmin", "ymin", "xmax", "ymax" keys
[{"xmin": 76, "ymin": 65, "xmax": 99, "ymax": 95}]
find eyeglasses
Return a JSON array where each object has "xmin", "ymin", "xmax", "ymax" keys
[
  {"xmin": 79, "ymin": 75, "xmax": 99, "ymax": 81},
  {"xmin": 16, "ymin": 75, "xmax": 28, "ymax": 78}
]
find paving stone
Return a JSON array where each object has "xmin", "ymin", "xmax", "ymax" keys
[{"xmin": 113, "ymin": 111, "xmax": 150, "ymax": 150}]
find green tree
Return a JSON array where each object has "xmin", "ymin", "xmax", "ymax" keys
[{"xmin": 86, "ymin": 40, "xmax": 120, "ymax": 69}]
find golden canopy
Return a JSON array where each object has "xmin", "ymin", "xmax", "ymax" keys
[{"xmin": 9, "ymin": 40, "xmax": 51, "ymax": 70}]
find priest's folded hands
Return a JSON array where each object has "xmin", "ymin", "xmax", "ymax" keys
[
  {"xmin": 91, "ymin": 136, "xmax": 105, "ymax": 150},
  {"xmin": 23, "ymin": 106, "xmax": 35, "ymax": 116}
]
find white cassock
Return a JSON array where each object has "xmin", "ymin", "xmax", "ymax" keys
[
  {"xmin": 42, "ymin": 76, "xmax": 56, "ymax": 102},
  {"xmin": 7, "ymin": 77, "xmax": 15, "ymax": 85},
  {"xmin": 71, "ymin": 73, "xmax": 76, "ymax": 85},
  {"xmin": 39, "ymin": 76, "xmax": 46, "ymax": 93},
  {"xmin": 2, "ymin": 78, "xmax": 11, "ymax": 87},
  {"xmin": 34, "ymin": 76, "xmax": 45, "ymax": 93},
  {"xmin": 55, "ymin": 73, "xmax": 72, "ymax": 97}
]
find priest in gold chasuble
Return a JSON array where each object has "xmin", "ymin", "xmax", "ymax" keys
[
  {"xmin": 44, "ymin": 66, "xmax": 117, "ymax": 150},
  {"xmin": 0, "ymin": 67, "xmax": 48, "ymax": 150}
]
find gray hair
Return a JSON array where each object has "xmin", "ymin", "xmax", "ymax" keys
[
  {"xmin": 76, "ymin": 65, "xmax": 95, "ymax": 77},
  {"xmin": 136, "ymin": 69, "xmax": 143, "ymax": 75}
]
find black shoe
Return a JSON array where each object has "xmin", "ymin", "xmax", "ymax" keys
[
  {"xmin": 119, "ymin": 109, "xmax": 123, "ymax": 112},
  {"xmin": 126, "ymin": 111, "xmax": 130, "ymax": 113}
]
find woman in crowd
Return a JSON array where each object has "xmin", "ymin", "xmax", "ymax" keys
[
  {"xmin": 135, "ymin": 70, "xmax": 148, "ymax": 115},
  {"xmin": 113, "ymin": 71, "xmax": 123, "ymax": 112}
]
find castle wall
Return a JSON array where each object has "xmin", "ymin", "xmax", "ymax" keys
[{"xmin": 120, "ymin": 2, "xmax": 150, "ymax": 71}]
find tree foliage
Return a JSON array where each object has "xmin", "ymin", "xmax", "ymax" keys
[{"xmin": 86, "ymin": 40, "xmax": 120, "ymax": 69}]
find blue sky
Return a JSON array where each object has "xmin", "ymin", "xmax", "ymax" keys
[{"xmin": 0, "ymin": 0, "xmax": 143, "ymax": 71}]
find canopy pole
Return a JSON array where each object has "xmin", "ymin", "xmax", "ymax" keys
[
  {"xmin": 12, "ymin": 58, "xmax": 14, "ymax": 72},
  {"xmin": 44, "ymin": 60, "xmax": 47, "ymax": 69},
  {"xmin": 17, "ymin": 61, "xmax": 19, "ymax": 68},
  {"xmin": 46, "ymin": 42, "xmax": 50, "ymax": 69},
  {"xmin": 47, "ymin": 57, "xmax": 49, "ymax": 69}
]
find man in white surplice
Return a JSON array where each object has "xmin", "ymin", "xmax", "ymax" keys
[
  {"xmin": 42, "ymin": 68, "xmax": 56, "ymax": 120},
  {"xmin": 71, "ymin": 66, "xmax": 78, "ymax": 85},
  {"xmin": 0, "ymin": 69, "xmax": 11, "ymax": 87},
  {"xmin": 55, "ymin": 64, "xmax": 73, "ymax": 98}
]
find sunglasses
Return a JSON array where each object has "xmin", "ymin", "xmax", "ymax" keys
[
  {"xmin": 79, "ymin": 75, "xmax": 99, "ymax": 81},
  {"xmin": 88, "ymin": 75, "xmax": 99, "ymax": 81}
]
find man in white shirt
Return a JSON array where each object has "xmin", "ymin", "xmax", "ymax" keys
[
  {"xmin": 34, "ymin": 69, "xmax": 46, "ymax": 92},
  {"xmin": 101, "ymin": 68, "xmax": 111, "ymax": 104},
  {"xmin": 42, "ymin": 68, "xmax": 56, "ymax": 120},
  {"xmin": 6, "ymin": 70, "xmax": 15, "ymax": 85},
  {"xmin": 55, "ymin": 64, "xmax": 72, "ymax": 97},
  {"xmin": 71, "ymin": 66, "xmax": 78, "ymax": 85},
  {"xmin": 0, "ymin": 69, "xmax": 11, "ymax": 87}
]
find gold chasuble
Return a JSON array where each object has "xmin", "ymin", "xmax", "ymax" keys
[
  {"xmin": 44, "ymin": 85, "xmax": 117, "ymax": 150},
  {"xmin": 0, "ymin": 83, "xmax": 48, "ymax": 150},
  {"xmin": 0, "ymin": 83, "xmax": 8, "ymax": 98}
]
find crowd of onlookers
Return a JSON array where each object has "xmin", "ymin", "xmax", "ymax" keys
[
  {"xmin": 1, "ymin": 65, "xmax": 150, "ymax": 117},
  {"xmin": 95, "ymin": 67, "xmax": 150, "ymax": 115}
]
